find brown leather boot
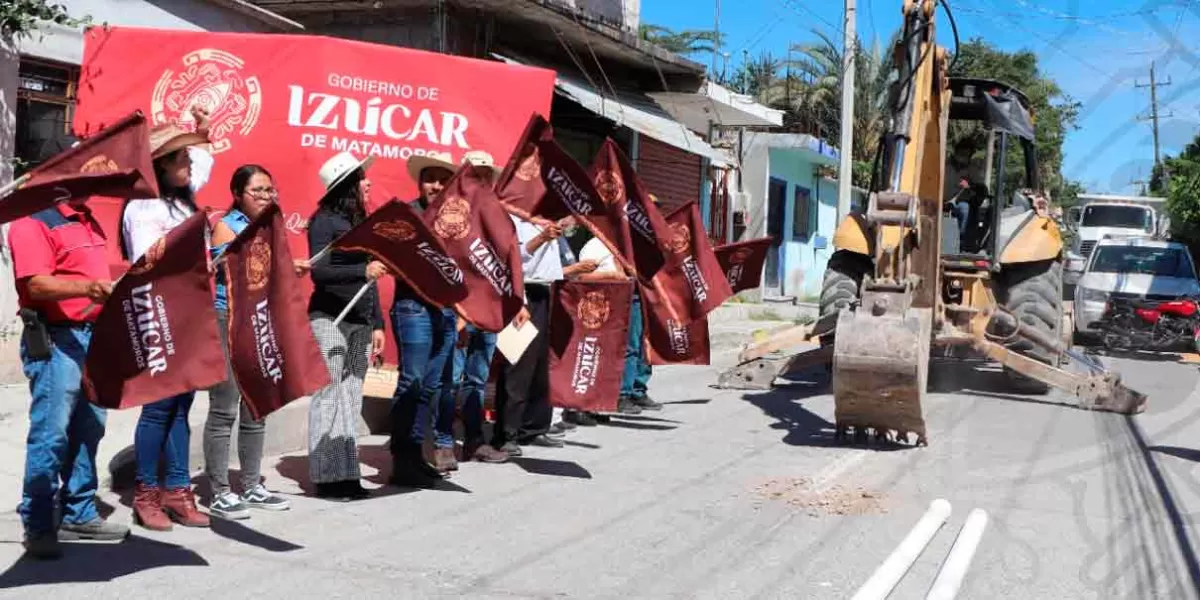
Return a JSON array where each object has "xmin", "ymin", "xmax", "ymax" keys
[
  {"xmin": 162, "ymin": 487, "xmax": 210, "ymax": 528},
  {"xmin": 132, "ymin": 483, "xmax": 172, "ymax": 531}
]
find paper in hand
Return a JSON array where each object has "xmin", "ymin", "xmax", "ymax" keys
[{"xmin": 497, "ymin": 319, "xmax": 539, "ymax": 364}]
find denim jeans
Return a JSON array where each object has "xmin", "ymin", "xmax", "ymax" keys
[
  {"xmin": 135, "ymin": 391, "xmax": 195, "ymax": 489},
  {"xmin": 390, "ymin": 297, "xmax": 456, "ymax": 451},
  {"xmin": 620, "ymin": 291, "xmax": 653, "ymax": 399},
  {"xmin": 439, "ymin": 325, "xmax": 498, "ymax": 446},
  {"xmin": 19, "ymin": 324, "xmax": 106, "ymax": 535},
  {"xmin": 954, "ymin": 199, "xmax": 970, "ymax": 238}
]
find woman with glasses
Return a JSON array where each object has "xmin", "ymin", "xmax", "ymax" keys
[{"xmin": 203, "ymin": 165, "xmax": 304, "ymax": 519}]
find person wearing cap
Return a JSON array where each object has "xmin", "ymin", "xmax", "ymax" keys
[
  {"xmin": 6, "ymin": 145, "xmax": 135, "ymax": 559},
  {"xmin": 306, "ymin": 151, "xmax": 388, "ymax": 500},
  {"xmin": 432, "ymin": 150, "xmax": 511, "ymax": 468},
  {"xmin": 387, "ymin": 150, "xmax": 459, "ymax": 486},
  {"xmin": 118, "ymin": 106, "xmax": 215, "ymax": 531}
]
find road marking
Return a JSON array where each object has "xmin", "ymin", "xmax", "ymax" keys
[{"xmin": 810, "ymin": 449, "xmax": 871, "ymax": 494}]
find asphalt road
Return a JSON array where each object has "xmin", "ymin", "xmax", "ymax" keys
[{"xmin": 0, "ymin": 346, "xmax": 1197, "ymax": 599}]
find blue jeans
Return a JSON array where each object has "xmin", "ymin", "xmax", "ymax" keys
[
  {"xmin": 19, "ymin": 325, "xmax": 106, "ymax": 535},
  {"xmin": 135, "ymin": 392, "xmax": 195, "ymax": 489},
  {"xmin": 390, "ymin": 298, "xmax": 456, "ymax": 451},
  {"xmin": 620, "ymin": 291, "xmax": 653, "ymax": 399},
  {"xmin": 439, "ymin": 325, "xmax": 498, "ymax": 446},
  {"xmin": 954, "ymin": 200, "xmax": 970, "ymax": 238}
]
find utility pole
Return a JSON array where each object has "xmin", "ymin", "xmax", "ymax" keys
[
  {"xmin": 1135, "ymin": 62, "xmax": 1172, "ymax": 169},
  {"xmin": 837, "ymin": 0, "xmax": 857, "ymax": 221},
  {"xmin": 712, "ymin": 0, "xmax": 721, "ymax": 78}
]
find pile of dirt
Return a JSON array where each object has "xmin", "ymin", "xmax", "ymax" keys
[{"xmin": 751, "ymin": 477, "xmax": 886, "ymax": 516}]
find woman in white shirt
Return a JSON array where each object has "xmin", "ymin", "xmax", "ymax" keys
[{"xmin": 119, "ymin": 109, "xmax": 215, "ymax": 532}]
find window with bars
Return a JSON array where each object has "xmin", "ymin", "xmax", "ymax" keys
[
  {"xmin": 14, "ymin": 58, "xmax": 80, "ymax": 175},
  {"xmin": 792, "ymin": 186, "xmax": 812, "ymax": 240}
]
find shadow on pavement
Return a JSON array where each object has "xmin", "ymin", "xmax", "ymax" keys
[
  {"xmin": 0, "ymin": 535, "xmax": 207, "ymax": 588},
  {"xmin": 601, "ymin": 420, "xmax": 678, "ymax": 432},
  {"xmin": 662, "ymin": 398, "xmax": 711, "ymax": 406},
  {"xmin": 563, "ymin": 440, "xmax": 601, "ymax": 449},
  {"xmin": 209, "ymin": 518, "xmax": 303, "ymax": 553},
  {"xmin": 1099, "ymin": 349, "xmax": 1190, "ymax": 363},
  {"xmin": 1151, "ymin": 446, "xmax": 1200, "ymax": 463},
  {"xmin": 510, "ymin": 457, "xmax": 592, "ymax": 479},
  {"xmin": 741, "ymin": 386, "xmax": 912, "ymax": 451},
  {"xmin": 614, "ymin": 415, "xmax": 683, "ymax": 424}
]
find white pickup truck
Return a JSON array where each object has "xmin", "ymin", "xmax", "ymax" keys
[{"xmin": 1064, "ymin": 195, "xmax": 1168, "ymax": 287}]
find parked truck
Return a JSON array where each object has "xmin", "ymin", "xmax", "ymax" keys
[{"xmin": 1064, "ymin": 194, "xmax": 1168, "ymax": 288}]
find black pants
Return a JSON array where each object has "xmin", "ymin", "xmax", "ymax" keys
[{"xmin": 492, "ymin": 284, "xmax": 552, "ymax": 446}]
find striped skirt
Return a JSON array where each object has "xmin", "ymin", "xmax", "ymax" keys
[{"xmin": 307, "ymin": 314, "xmax": 372, "ymax": 485}]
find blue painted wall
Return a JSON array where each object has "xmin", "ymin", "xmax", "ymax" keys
[{"xmin": 767, "ymin": 148, "xmax": 839, "ymax": 299}]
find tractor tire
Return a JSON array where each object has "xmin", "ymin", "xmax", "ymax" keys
[
  {"xmin": 818, "ymin": 250, "xmax": 872, "ymax": 346},
  {"xmin": 997, "ymin": 259, "xmax": 1064, "ymax": 395}
]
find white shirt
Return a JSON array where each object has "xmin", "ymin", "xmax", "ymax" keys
[
  {"xmin": 122, "ymin": 146, "xmax": 213, "ymax": 261},
  {"xmin": 510, "ymin": 214, "xmax": 564, "ymax": 284},
  {"xmin": 579, "ymin": 237, "xmax": 618, "ymax": 274}
]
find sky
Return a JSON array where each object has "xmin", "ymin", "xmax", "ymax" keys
[{"xmin": 640, "ymin": 0, "xmax": 1200, "ymax": 196}]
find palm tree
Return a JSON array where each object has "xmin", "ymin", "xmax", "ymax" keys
[{"xmin": 638, "ymin": 24, "xmax": 723, "ymax": 57}]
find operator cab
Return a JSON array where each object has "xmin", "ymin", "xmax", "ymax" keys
[{"xmin": 941, "ymin": 77, "xmax": 1040, "ymax": 265}]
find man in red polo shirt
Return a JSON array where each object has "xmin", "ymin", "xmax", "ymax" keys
[{"xmin": 7, "ymin": 197, "xmax": 129, "ymax": 559}]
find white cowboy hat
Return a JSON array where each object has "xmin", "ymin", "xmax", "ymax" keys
[
  {"xmin": 406, "ymin": 151, "xmax": 456, "ymax": 183},
  {"xmin": 319, "ymin": 151, "xmax": 376, "ymax": 194},
  {"xmin": 462, "ymin": 150, "xmax": 500, "ymax": 175}
]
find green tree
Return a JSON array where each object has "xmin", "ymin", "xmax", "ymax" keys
[
  {"xmin": 638, "ymin": 24, "xmax": 724, "ymax": 57},
  {"xmin": 1, "ymin": 0, "xmax": 88, "ymax": 41},
  {"xmin": 1155, "ymin": 138, "xmax": 1200, "ymax": 245}
]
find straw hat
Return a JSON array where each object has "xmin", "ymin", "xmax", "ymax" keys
[
  {"xmin": 149, "ymin": 122, "xmax": 209, "ymax": 159},
  {"xmin": 406, "ymin": 151, "xmax": 456, "ymax": 183},
  {"xmin": 319, "ymin": 151, "xmax": 376, "ymax": 195},
  {"xmin": 462, "ymin": 150, "xmax": 500, "ymax": 177}
]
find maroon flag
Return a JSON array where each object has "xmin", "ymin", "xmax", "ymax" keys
[
  {"xmin": 495, "ymin": 113, "xmax": 569, "ymax": 221},
  {"xmin": 332, "ymin": 199, "xmax": 469, "ymax": 309},
  {"xmin": 715, "ymin": 237, "xmax": 774, "ymax": 294},
  {"xmin": 83, "ymin": 211, "xmax": 224, "ymax": 409},
  {"xmin": 0, "ymin": 110, "xmax": 156, "ymax": 225},
  {"xmin": 641, "ymin": 280, "xmax": 711, "ymax": 365},
  {"xmin": 647, "ymin": 201, "xmax": 735, "ymax": 326},
  {"xmin": 424, "ymin": 165, "xmax": 525, "ymax": 332},
  {"xmin": 548, "ymin": 280, "xmax": 633, "ymax": 413},
  {"xmin": 588, "ymin": 138, "xmax": 676, "ymax": 283},
  {"xmin": 224, "ymin": 204, "xmax": 331, "ymax": 420}
]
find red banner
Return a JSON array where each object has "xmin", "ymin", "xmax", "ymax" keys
[
  {"xmin": 548, "ymin": 280, "xmax": 633, "ymax": 413},
  {"xmin": 73, "ymin": 26, "xmax": 555, "ymax": 363},
  {"xmin": 0, "ymin": 110, "xmax": 156, "ymax": 225},
  {"xmin": 225, "ymin": 205, "xmax": 331, "ymax": 420},
  {"xmin": 333, "ymin": 199, "xmax": 469, "ymax": 309},
  {"xmin": 648, "ymin": 201, "xmax": 735, "ymax": 326},
  {"xmin": 494, "ymin": 113, "xmax": 568, "ymax": 221},
  {"xmin": 588, "ymin": 138, "xmax": 675, "ymax": 283},
  {"xmin": 715, "ymin": 237, "xmax": 773, "ymax": 294},
  {"xmin": 641, "ymin": 282, "xmax": 711, "ymax": 366},
  {"xmin": 83, "ymin": 212, "xmax": 225, "ymax": 409},
  {"xmin": 424, "ymin": 166, "xmax": 524, "ymax": 332}
]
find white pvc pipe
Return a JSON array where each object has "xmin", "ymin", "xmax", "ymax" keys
[
  {"xmin": 925, "ymin": 509, "xmax": 990, "ymax": 600},
  {"xmin": 851, "ymin": 499, "xmax": 953, "ymax": 600},
  {"xmin": 332, "ymin": 281, "xmax": 374, "ymax": 327}
]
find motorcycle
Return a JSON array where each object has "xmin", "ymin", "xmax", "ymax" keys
[{"xmin": 1098, "ymin": 296, "xmax": 1200, "ymax": 352}]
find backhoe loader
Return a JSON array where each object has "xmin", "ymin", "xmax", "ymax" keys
[{"xmin": 716, "ymin": 0, "xmax": 1146, "ymax": 445}]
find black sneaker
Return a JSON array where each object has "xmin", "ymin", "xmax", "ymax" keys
[
  {"xmin": 209, "ymin": 491, "xmax": 251, "ymax": 520},
  {"xmin": 23, "ymin": 532, "xmax": 61, "ymax": 560},
  {"xmin": 57, "ymin": 517, "xmax": 130, "ymax": 541},
  {"xmin": 631, "ymin": 396, "xmax": 663, "ymax": 411},
  {"xmin": 241, "ymin": 485, "xmax": 291, "ymax": 511},
  {"xmin": 564, "ymin": 410, "xmax": 598, "ymax": 427},
  {"xmin": 553, "ymin": 419, "xmax": 578, "ymax": 432},
  {"xmin": 617, "ymin": 398, "xmax": 644, "ymax": 415}
]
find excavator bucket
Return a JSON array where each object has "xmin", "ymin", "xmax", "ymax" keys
[{"xmin": 832, "ymin": 305, "xmax": 932, "ymax": 445}]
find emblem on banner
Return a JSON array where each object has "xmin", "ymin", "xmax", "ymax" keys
[
  {"xmin": 80, "ymin": 155, "xmax": 120, "ymax": 174},
  {"xmin": 667, "ymin": 223, "xmax": 691, "ymax": 255},
  {"xmin": 594, "ymin": 169, "xmax": 624, "ymax": 206},
  {"xmin": 731, "ymin": 247, "xmax": 753, "ymax": 264},
  {"xmin": 433, "ymin": 196, "xmax": 471, "ymax": 240},
  {"xmin": 578, "ymin": 291, "xmax": 611, "ymax": 330},
  {"xmin": 127, "ymin": 238, "xmax": 166, "ymax": 276},
  {"xmin": 373, "ymin": 220, "xmax": 417, "ymax": 242},
  {"xmin": 246, "ymin": 237, "xmax": 272, "ymax": 291},
  {"xmin": 515, "ymin": 145, "xmax": 541, "ymax": 182},
  {"xmin": 151, "ymin": 48, "xmax": 263, "ymax": 155}
]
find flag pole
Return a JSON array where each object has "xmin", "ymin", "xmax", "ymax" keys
[
  {"xmin": 332, "ymin": 281, "xmax": 374, "ymax": 327},
  {"xmin": 0, "ymin": 174, "xmax": 31, "ymax": 201}
]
